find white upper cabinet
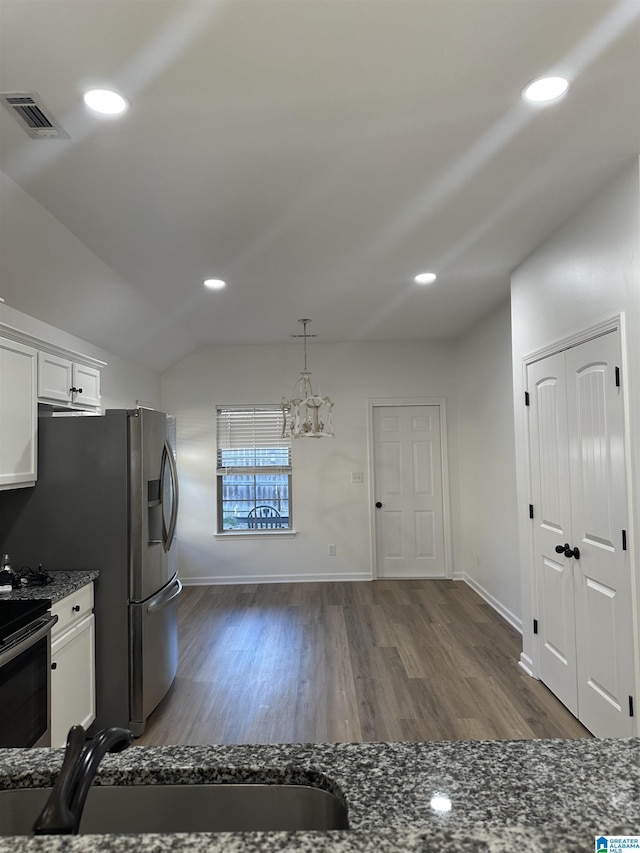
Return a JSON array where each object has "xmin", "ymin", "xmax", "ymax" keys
[
  {"xmin": 72, "ymin": 362, "xmax": 101, "ymax": 408},
  {"xmin": 37, "ymin": 352, "xmax": 101, "ymax": 409},
  {"xmin": 0, "ymin": 321, "xmax": 107, "ymax": 490},
  {"xmin": 0, "ymin": 336, "xmax": 38, "ymax": 489},
  {"xmin": 37, "ymin": 352, "xmax": 73, "ymax": 403}
]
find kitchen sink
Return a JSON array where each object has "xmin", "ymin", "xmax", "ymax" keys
[{"xmin": 0, "ymin": 783, "xmax": 349, "ymax": 835}]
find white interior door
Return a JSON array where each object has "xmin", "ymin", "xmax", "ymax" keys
[
  {"xmin": 528, "ymin": 352, "xmax": 578, "ymax": 716},
  {"xmin": 373, "ymin": 405, "xmax": 445, "ymax": 579},
  {"xmin": 565, "ymin": 333, "xmax": 634, "ymax": 737},
  {"xmin": 528, "ymin": 330, "xmax": 635, "ymax": 736}
]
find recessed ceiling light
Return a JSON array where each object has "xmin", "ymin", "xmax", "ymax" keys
[
  {"xmin": 414, "ymin": 272, "xmax": 437, "ymax": 285},
  {"xmin": 203, "ymin": 278, "xmax": 226, "ymax": 290},
  {"xmin": 83, "ymin": 89, "xmax": 130, "ymax": 115},
  {"xmin": 522, "ymin": 76, "xmax": 569, "ymax": 104}
]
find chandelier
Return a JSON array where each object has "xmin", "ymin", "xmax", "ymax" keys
[{"xmin": 282, "ymin": 319, "xmax": 334, "ymax": 438}]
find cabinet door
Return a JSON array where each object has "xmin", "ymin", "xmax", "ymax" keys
[
  {"xmin": 51, "ymin": 613, "xmax": 96, "ymax": 747},
  {"xmin": 0, "ymin": 337, "xmax": 37, "ymax": 489},
  {"xmin": 72, "ymin": 363, "xmax": 100, "ymax": 408},
  {"xmin": 37, "ymin": 352, "xmax": 73, "ymax": 404}
]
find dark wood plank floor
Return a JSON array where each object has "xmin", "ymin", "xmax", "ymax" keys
[{"xmin": 137, "ymin": 580, "xmax": 591, "ymax": 746}]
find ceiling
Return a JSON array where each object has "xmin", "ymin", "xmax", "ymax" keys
[{"xmin": 0, "ymin": 1, "xmax": 639, "ymax": 372}]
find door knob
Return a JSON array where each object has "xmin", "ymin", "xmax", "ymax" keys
[
  {"xmin": 556, "ymin": 543, "xmax": 580, "ymax": 559},
  {"xmin": 375, "ymin": 501, "xmax": 382, "ymax": 508}
]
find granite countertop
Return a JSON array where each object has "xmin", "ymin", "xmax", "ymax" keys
[
  {"xmin": 4, "ymin": 569, "xmax": 99, "ymax": 604},
  {"xmin": 0, "ymin": 737, "xmax": 637, "ymax": 851}
]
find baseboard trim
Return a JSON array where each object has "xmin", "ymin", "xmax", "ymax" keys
[
  {"xmin": 519, "ymin": 652, "xmax": 534, "ymax": 677},
  {"xmin": 181, "ymin": 572, "xmax": 373, "ymax": 586},
  {"xmin": 460, "ymin": 573, "xmax": 523, "ymax": 634}
]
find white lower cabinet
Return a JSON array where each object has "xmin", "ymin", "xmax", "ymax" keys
[{"xmin": 51, "ymin": 584, "xmax": 96, "ymax": 747}]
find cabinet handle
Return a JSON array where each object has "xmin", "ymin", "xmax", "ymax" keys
[
  {"xmin": 72, "ymin": 605, "xmax": 81, "ymax": 612},
  {"xmin": 51, "ymin": 662, "xmax": 57, "ymax": 670},
  {"xmin": 69, "ymin": 387, "xmax": 84, "ymax": 394}
]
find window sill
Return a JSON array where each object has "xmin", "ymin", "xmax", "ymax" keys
[{"xmin": 214, "ymin": 530, "xmax": 297, "ymax": 540}]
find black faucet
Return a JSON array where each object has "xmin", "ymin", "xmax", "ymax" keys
[{"xmin": 33, "ymin": 724, "xmax": 133, "ymax": 835}]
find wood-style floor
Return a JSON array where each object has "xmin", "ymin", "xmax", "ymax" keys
[{"xmin": 137, "ymin": 580, "xmax": 591, "ymax": 746}]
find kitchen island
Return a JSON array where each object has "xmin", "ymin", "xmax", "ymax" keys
[{"xmin": 0, "ymin": 736, "xmax": 637, "ymax": 851}]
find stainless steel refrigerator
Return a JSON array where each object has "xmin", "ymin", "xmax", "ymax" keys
[{"xmin": 0, "ymin": 408, "xmax": 181, "ymax": 736}]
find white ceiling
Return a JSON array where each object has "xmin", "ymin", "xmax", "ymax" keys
[{"xmin": 0, "ymin": 0, "xmax": 639, "ymax": 371}]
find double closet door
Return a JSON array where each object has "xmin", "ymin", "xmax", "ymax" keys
[{"xmin": 528, "ymin": 330, "xmax": 635, "ymax": 737}]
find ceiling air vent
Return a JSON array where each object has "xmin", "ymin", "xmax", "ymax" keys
[{"xmin": 0, "ymin": 92, "xmax": 69, "ymax": 138}]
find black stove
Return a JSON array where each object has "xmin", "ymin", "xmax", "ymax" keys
[{"xmin": 0, "ymin": 598, "xmax": 51, "ymax": 645}]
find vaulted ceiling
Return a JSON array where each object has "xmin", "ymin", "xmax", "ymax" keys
[{"xmin": 1, "ymin": 1, "xmax": 639, "ymax": 370}]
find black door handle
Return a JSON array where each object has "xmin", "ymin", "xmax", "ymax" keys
[
  {"xmin": 556, "ymin": 543, "xmax": 580, "ymax": 559},
  {"xmin": 375, "ymin": 501, "xmax": 382, "ymax": 508}
]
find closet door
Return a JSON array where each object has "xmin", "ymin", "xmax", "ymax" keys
[
  {"xmin": 565, "ymin": 333, "xmax": 634, "ymax": 737},
  {"xmin": 528, "ymin": 351, "xmax": 577, "ymax": 715}
]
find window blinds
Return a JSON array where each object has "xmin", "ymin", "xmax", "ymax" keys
[{"xmin": 216, "ymin": 405, "xmax": 291, "ymax": 474}]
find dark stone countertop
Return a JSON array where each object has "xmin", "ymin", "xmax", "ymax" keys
[
  {"xmin": 0, "ymin": 737, "xmax": 637, "ymax": 851},
  {"xmin": 2, "ymin": 569, "xmax": 98, "ymax": 605}
]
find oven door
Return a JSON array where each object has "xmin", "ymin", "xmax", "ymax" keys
[{"xmin": 0, "ymin": 615, "xmax": 57, "ymax": 748}]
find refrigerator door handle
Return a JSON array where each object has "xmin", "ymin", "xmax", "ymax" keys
[
  {"xmin": 161, "ymin": 439, "xmax": 179, "ymax": 553},
  {"xmin": 147, "ymin": 578, "xmax": 183, "ymax": 614}
]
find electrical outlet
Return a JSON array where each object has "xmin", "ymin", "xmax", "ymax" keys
[
  {"xmin": 351, "ymin": 472, "xmax": 363, "ymax": 483},
  {"xmin": 328, "ymin": 544, "xmax": 336, "ymax": 556}
]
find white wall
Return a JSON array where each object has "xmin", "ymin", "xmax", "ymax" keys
[
  {"xmin": 161, "ymin": 339, "xmax": 460, "ymax": 584},
  {"xmin": 0, "ymin": 169, "xmax": 161, "ymax": 409},
  {"xmin": 511, "ymin": 158, "xmax": 640, "ymax": 672},
  {"xmin": 0, "ymin": 302, "xmax": 160, "ymax": 410},
  {"xmin": 456, "ymin": 299, "xmax": 520, "ymax": 628},
  {"xmin": 0, "ymin": 170, "xmax": 168, "ymax": 373},
  {"xmin": 0, "ymin": 171, "xmax": 160, "ymax": 409}
]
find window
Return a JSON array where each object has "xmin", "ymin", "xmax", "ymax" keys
[{"xmin": 216, "ymin": 405, "xmax": 292, "ymax": 532}]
